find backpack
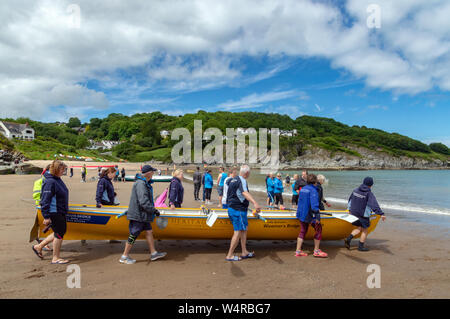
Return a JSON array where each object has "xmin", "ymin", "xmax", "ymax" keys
[{"xmin": 32, "ymin": 176, "xmax": 45, "ymax": 205}]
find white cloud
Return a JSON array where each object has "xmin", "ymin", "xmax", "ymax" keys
[
  {"xmin": 217, "ymin": 90, "xmax": 308, "ymax": 110},
  {"xmin": 1, "ymin": 0, "xmax": 450, "ymax": 120}
]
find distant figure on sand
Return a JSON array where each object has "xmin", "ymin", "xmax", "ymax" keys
[
  {"xmin": 96, "ymin": 167, "xmax": 119, "ymax": 208},
  {"xmin": 119, "ymin": 165, "xmax": 166, "ymax": 264},
  {"xmin": 193, "ymin": 166, "xmax": 202, "ymax": 201},
  {"xmin": 169, "ymin": 169, "xmax": 184, "ymax": 209},
  {"xmin": 70, "ymin": 167, "xmax": 73, "ymax": 178},
  {"xmin": 121, "ymin": 167, "xmax": 126, "ymax": 182},
  {"xmin": 225, "ymin": 165, "xmax": 261, "ymax": 261},
  {"xmin": 32, "ymin": 160, "xmax": 70, "ymax": 264},
  {"xmin": 81, "ymin": 164, "xmax": 87, "ymax": 183},
  {"xmin": 345, "ymin": 177, "xmax": 386, "ymax": 251},
  {"xmin": 295, "ymin": 174, "xmax": 328, "ymax": 258},
  {"xmin": 216, "ymin": 167, "xmax": 228, "ymax": 208}
]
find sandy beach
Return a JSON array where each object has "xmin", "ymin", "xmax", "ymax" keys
[{"xmin": 0, "ymin": 161, "xmax": 449, "ymax": 299}]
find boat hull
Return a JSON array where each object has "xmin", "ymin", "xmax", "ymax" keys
[{"xmin": 33, "ymin": 205, "xmax": 380, "ymax": 241}]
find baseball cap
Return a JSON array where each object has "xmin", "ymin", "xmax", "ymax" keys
[
  {"xmin": 363, "ymin": 177, "xmax": 374, "ymax": 186},
  {"xmin": 141, "ymin": 165, "xmax": 157, "ymax": 174}
]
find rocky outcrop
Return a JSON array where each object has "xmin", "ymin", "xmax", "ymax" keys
[
  {"xmin": 280, "ymin": 145, "xmax": 449, "ymax": 170},
  {"xmin": 0, "ymin": 149, "xmax": 41, "ymax": 174}
]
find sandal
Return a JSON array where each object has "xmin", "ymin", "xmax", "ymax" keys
[
  {"xmin": 225, "ymin": 256, "xmax": 242, "ymax": 261},
  {"xmin": 51, "ymin": 259, "xmax": 69, "ymax": 264},
  {"xmin": 241, "ymin": 252, "xmax": 255, "ymax": 259},
  {"xmin": 32, "ymin": 246, "xmax": 43, "ymax": 259}
]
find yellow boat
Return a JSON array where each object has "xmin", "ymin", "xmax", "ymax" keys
[{"xmin": 30, "ymin": 205, "xmax": 381, "ymax": 241}]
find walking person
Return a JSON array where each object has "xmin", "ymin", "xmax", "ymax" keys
[
  {"xmin": 216, "ymin": 167, "xmax": 228, "ymax": 208},
  {"xmin": 316, "ymin": 174, "xmax": 331, "ymax": 210},
  {"xmin": 344, "ymin": 177, "xmax": 386, "ymax": 251},
  {"xmin": 204, "ymin": 169, "xmax": 213, "ymax": 205},
  {"xmin": 96, "ymin": 167, "xmax": 118, "ymax": 207},
  {"xmin": 81, "ymin": 164, "xmax": 87, "ymax": 183},
  {"xmin": 193, "ymin": 166, "xmax": 202, "ymax": 201},
  {"xmin": 70, "ymin": 167, "xmax": 73, "ymax": 178},
  {"xmin": 32, "ymin": 160, "xmax": 70, "ymax": 264},
  {"xmin": 291, "ymin": 174, "xmax": 299, "ymax": 209},
  {"xmin": 274, "ymin": 173, "xmax": 284, "ymax": 207},
  {"xmin": 295, "ymin": 174, "xmax": 328, "ymax": 258},
  {"xmin": 119, "ymin": 165, "xmax": 167, "ymax": 264},
  {"xmin": 225, "ymin": 165, "xmax": 261, "ymax": 261},
  {"xmin": 169, "ymin": 169, "xmax": 184, "ymax": 209},
  {"xmin": 121, "ymin": 167, "xmax": 126, "ymax": 182}
]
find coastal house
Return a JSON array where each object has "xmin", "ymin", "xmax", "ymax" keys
[
  {"xmin": 71, "ymin": 127, "xmax": 86, "ymax": 134},
  {"xmin": 160, "ymin": 130, "xmax": 170, "ymax": 139},
  {"xmin": 87, "ymin": 139, "xmax": 121, "ymax": 150},
  {"xmin": 0, "ymin": 121, "xmax": 35, "ymax": 140}
]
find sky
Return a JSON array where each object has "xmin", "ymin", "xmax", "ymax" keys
[{"xmin": 0, "ymin": 0, "xmax": 449, "ymax": 146}]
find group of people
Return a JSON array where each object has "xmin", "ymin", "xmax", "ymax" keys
[
  {"xmin": 68, "ymin": 164, "xmax": 127, "ymax": 183},
  {"xmin": 31, "ymin": 160, "xmax": 386, "ymax": 265}
]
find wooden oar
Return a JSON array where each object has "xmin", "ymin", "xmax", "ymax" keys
[{"xmin": 266, "ymin": 206, "xmax": 358, "ymax": 224}]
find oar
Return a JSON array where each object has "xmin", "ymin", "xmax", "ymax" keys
[
  {"xmin": 250, "ymin": 209, "xmax": 267, "ymax": 223},
  {"xmin": 115, "ymin": 210, "xmax": 128, "ymax": 219},
  {"xmin": 265, "ymin": 206, "xmax": 358, "ymax": 224}
]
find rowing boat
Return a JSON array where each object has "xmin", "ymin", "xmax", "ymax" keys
[
  {"xmin": 124, "ymin": 175, "xmax": 172, "ymax": 182},
  {"xmin": 30, "ymin": 205, "xmax": 381, "ymax": 241}
]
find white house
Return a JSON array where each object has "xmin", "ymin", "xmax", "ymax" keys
[
  {"xmin": 160, "ymin": 130, "xmax": 170, "ymax": 139},
  {"xmin": 0, "ymin": 121, "xmax": 35, "ymax": 140},
  {"xmin": 87, "ymin": 139, "xmax": 121, "ymax": 150}
]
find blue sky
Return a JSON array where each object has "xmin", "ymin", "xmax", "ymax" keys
[{"xmin": 1, "ymin": 0, "xmax": 450, "ymax": 145}]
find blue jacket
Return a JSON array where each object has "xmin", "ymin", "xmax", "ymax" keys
[
  {"xmin": 96, "ymin": 176, "xmax": 115, "ymax": 205},
  {"xmin": 273, "ymin": 178, "xmax": 284, "ymax": 194},
  {"xmin": 127, "ymin": 174, "xmax": 157, "ymax": 223},
  {"xmin": 348, "ymin": 184, "xmax": 384, "ymax": 219},
  {"xmin": 169, "ymin": 177, "xmax": 184, "ymax": 205},
  {"xmin": 40, "ymin": 172, "xmax": 69, "ymax": 218},
  {"xmin": 296, "ymin": 184, "xmax": 320, "ymax": 223},
  {"xmin": 292, "ymin": 182, "xmax": 298, "ymax": 195},
  {"xmin": 204, "ymin": 173, "xmax": 213, "ymax": 189},
  {"xmin": 266, "ymin": 178, "xmax": 275, "ymax": 192}
]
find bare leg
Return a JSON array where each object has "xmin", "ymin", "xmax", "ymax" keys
[
  {"xmin": 34, "ymin": 233, "xmax": 54, "ymax": 253},
  {"xmin": 145, "ymin": 230, "xmax": 157, "ymax": 254},
  {"xmin": 296, "ymin": 237, "xmax": 303, "ymax": 251},
  {"xmin": 240, "ymin": 231, "xmax": 249, "ymax": 256},
  {"xmin": 360, "ymin": 228, "xmax": 368, "ymax": 243},
  {"xmin": 226, "ymin": 231, "xmax": 241, "ymax": 259},
  {"xmin": 351, "ymin": 227, "xmax": 362, "ymax": 237},
  {"xmin": 122, "ymin": 243, "xmax": 133, "ymax": 257},
  {"xmin": 314, "ymin": 239, "xmax": 320, "ymax": 251},
  {"xmin": 52, "ymin": 238, "xmax": 68, "ymax": 263}
]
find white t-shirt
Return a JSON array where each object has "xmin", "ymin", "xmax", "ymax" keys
[{"xmin": 222, "ymin": 176, "xmax": 232, "ymax": 205}]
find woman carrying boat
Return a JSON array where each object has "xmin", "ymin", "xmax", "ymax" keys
[
  {"xmin": 344, "ymin": 177, "xmax": 386, "ymax": 251},
  {"xmin": 273, "ymin": 173, "xmax": 284, "ymax": 207},
  {"xmin": 295, "ymin": 174, "xmax": 328, "ymax": 258},
  {"xmin": 96, "ymin": 167, "xmax": 118, "ymax": 208},
  {"xmin": 316, "ymin": 174, "xmax": 331, "ymax": 211},
  {"xmin": 119, "ymin": 165, "xmax": 166, "ymax": 264},
  {"xmin": 169, "ymin": 169, "xmax": 184, "ymax": 209},
  {"xmin": 204, "ymin": 169, "xmax": 213, "ymax": 205},
  {"xmin": 32, "ymin": 160, "xmax": 70, "ymax": 264}
]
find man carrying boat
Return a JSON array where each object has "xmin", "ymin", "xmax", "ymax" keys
[
  {"xmin": 225, "ymin": 165, "xmax": 261, "ymax": 261},
  {"xmin": 345, "ymin": 177, "xmax": 386, "ymax": 251},
  {"xmin": 295, "ymin": 174, "xmax": 328, "ymax": 258},
  {"xmin": 119, "ymin": 165, "xmax": 166, "ymax": 264}
]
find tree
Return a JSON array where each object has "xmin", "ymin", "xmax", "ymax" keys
[
  {"xmin": 67, "ymin": 117, "xmax": 81, "ymax": 128},
  {"xmin": 429, "ymin": 143, "xmax": 450, "ymax": 155},
  {"xmin": 75, "ymin": 135, "xmax": 90, "ymax": 149}
]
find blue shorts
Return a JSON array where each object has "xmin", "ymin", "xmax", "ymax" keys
[
  {"xmin": 352, "ymin": 217, "xmax": 370, "ymax": 229},
  {"xmin": 129, "ymin": 220, "xmax": 152, "ymax": 237},
  {"xmin": 228, "ymin": 207, "xmax": 248, "ymax": 231}
]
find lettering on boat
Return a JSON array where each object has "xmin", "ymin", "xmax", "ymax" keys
[{"xmin": 66, "ymin": 214, "xmax": 110, "ymax": 225}]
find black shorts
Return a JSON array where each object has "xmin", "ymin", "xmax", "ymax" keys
[
  {"xmin": 352, "ymin": 217, "xmax": 370, "ymax": 229},
  {"xmin": 129, "ymin": 220, "xmax": 152, "ymax": 237},
  {"xmin": 50, "ymin": 214, "xmax": 67, "ymax": 239},
  {"xmin": 292, "ymin": 194, "xmax": 299, "ymax": 205}
]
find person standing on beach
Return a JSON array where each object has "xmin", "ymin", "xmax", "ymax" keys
[
  {"xmin": 201, "ymin": 169, "xmax": 207, "ymax": 202},
  {"xmin": 81, "ymin": 164, "xmax": 87, "ymax": 183},
  {"xmin": 225, "ymin": 165, "xmax": 261, "ymax": 261},
  {"xmin": 345, "ymin": 177, "xmax": 386, "ymax": 251},
  {"xmin": 96, "ymin": 167, "xmax": 118, "ymax": 207},
  {"xmin": 119, "ymin": 165, "xmax": 166, "ymax": 264},
  {"xmin": 285, "ymin": 174, "xmax": 291, "ymax": 187},
  {"xmin": 216, "ymin": 167, "xmax": 228, "ymax": 208},
  {"xmin": 316, "ymin": 174, "xmax": 331, "ymax": 211},
  {"xmin": 204, "ymin": 169, "xmax": 213, "ymax": 205},
  {"xmin": 121, "ymin": 167, "xmax": 126, "ymax": 182},
  {"xmin": 295, "ymin": 174, "xmax": 328, "ymax": 258},
  {"xmin": 293, "ymin": 170, "xmax": 308, "ymax": 193},
  {"xmin": 70, "ymin": 167, "xmax": 73, "ymax": 178},
  {"xmin": 221, "ymin": 167, "xmax": 237, "ymax": 209},
  {"xmin": 169, "ymin": 169, "xmax": 184, "ymax": 209},
  {"xmin": 32, "ymin": 160, "xmax": 70, "ymax": 264},
  {"xmin": 291, "ymin": 174, "xmax": 299, "ymax": 209},
  {"xmin": 193, "ymin": 166, "xmax": 202, "ymax": 201},
  {"xmin": 266, "ymin": 173, "xmax": 275, "ymax": 206},
  {"xmin": 274, "ymin": 173, "xmax": 284, "ymax": 207}
]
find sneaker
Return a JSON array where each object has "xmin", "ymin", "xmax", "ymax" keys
[
  {"xmin": 150, "ymin": 251, "xmax": 167, "ymax": 261},
  {"xmin": 344, "ymin": 238, "xmax": 351, "ymax": 250},
  {"xmin": 295, "ymin": 250, "xmax": 308, "ymax": 257},
  {"xmin": 313, "ymin": 249, "xmax": 328, "ymax": 258},
  {"xmin": 358, "ymin": 246, "xmax": 370, "ymax": 252},
  {"xmin": 119, "ymin": 255, "xmax": 136, "ymax": 264}
]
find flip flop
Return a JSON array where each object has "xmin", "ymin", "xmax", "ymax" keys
[
  {"xmin": 241, "ymin": 252, "xmax": 255, "ymax": 259},
  {"xmin": 43, "ymin": 246, "xmax": 52, "ymax": 252},
  {"xmin": 51, "ymin": 259, "xmax": 69, "ymax": 264},
  {"xmin": 32, "ymin": 246, "xmax": 43, "ymax": 260},
  {"xmin": 225, "ymin": 256, "xmax": 242, "ymax": 261}
]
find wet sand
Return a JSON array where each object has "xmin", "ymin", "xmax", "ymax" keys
[{"xmin": 0, "ymin": 162, "xmax": 449, "ymax": 298}]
